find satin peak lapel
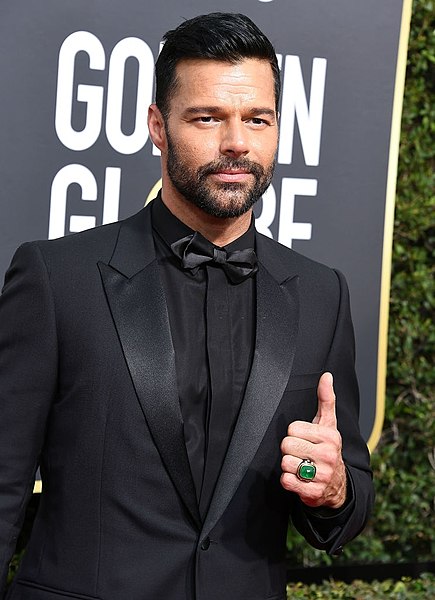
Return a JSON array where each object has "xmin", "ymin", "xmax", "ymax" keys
[
  {"xmin": 202, "ymin": 262, "xmax": 299, "ymax": 537},
  {"xmin": 98, "ymin": 209, "xmax": 201, "ymax": 529}
]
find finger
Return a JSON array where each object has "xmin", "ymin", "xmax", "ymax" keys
[
  {"xmin": 280, "ymin": 435, "xmax": 316, "ymax": 459},
  {"xmin": 312, "ymin": 372, "xmax": 337, "ymax": 428},
  {"xmin": 280, "ymin": 473, "xmax": 325, "ymax": 505},
  {"xmin": 286, "ymin": 420, "xmax": 335, "ymax": 444},
  {"xmin": 281, "ymin": 453, "xmax": 334, "ymax": 482}
]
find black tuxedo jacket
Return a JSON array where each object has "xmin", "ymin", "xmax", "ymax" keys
[{"xmin": 0, "ymin": 204, "xmax": 373, "ymax": 600}]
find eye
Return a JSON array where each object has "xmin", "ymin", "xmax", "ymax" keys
[
  {"xmin": 196, "ymin": 116, "xmax": 215, "ymax": 123},
  {"xmin": 249, "ymin": 117, "xmax": 269, "ymax": 127}
]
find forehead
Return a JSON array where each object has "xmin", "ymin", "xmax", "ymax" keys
[{"xmin": 171, "ymin": 58, "xmax": 276, "ymax": 109}]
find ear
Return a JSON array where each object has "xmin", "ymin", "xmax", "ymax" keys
[{"xmin": 148, "ymin": 104, "xmax": 167, "ymax": 152}]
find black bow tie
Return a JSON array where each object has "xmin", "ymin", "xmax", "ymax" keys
[{"xmin": 171, "ymin": 232, "xmax": 258, "ymax": 284}]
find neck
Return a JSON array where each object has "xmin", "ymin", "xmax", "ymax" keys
[{"xmin": 160, "ymin": 188, "xmax": 252, "ymax": 247}]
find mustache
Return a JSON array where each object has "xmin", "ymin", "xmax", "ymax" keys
[{"xmin": 198, "ymin": 157, "xmax": 265, "ymax": 178}]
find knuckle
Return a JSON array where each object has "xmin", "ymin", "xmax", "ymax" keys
[
  {"xmin": 280, "ymin": 473, "xmax": 293, "ymax": 491},
  {"xmin": 287, "ymin": 422, "xmax": 296, "ymax": 436},
  {"xmin": 281, "ymin": 455, "xmax": 291, "ymax": 472},
  {"xmin": 287, "ymin": 421, "xmax": 304, "ymax": 436},
  {"xmin": 331, "ymin": 429, "xmax": 342, "ymax": 446},
  {"xmin": 321, "ymin": 445, "xmax": 339, "ymax": 465}
]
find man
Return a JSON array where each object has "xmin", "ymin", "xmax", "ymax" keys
[{"xmin": 0, "ymin": 12, "xmax": 373, "ymax": 600}]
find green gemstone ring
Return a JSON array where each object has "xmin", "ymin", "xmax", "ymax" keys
[{"xmin": 296, "ymin": 459, "xmax": 316, "ymax": 482}]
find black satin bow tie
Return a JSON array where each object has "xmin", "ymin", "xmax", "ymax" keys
[{"xmin": 171, "ymin": 232, "xmax": 258, "ymax": 284}]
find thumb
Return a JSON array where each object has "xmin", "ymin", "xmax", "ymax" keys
[{"xmin": 312, "ymin": 372, "xmax": 337, "ymax": 427}]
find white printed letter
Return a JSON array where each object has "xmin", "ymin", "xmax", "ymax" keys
[
  {"xmin": 278, "ymin": 56, "xmax": 327, "ymax": 166},
  {"xmin": 278, "ymin": 178, "xmax": 317, "ymax": 248},
  {"xmin": 55, "ymin": 32, "xmax": 105, "ymax": 151},
  {"xmin": 255, "ymin": 185, "xmax": 276, "ymax": 239},
  {"xmin": 106, "ymin": 38, "xmax": 154, "ymax": 154},
  {"xmin": 49, "ymin": 164, "xmax": 97, "ymax": 239}
]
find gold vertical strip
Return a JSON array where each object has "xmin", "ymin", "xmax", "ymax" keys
[{"xmin": 367, "ymin": 0, "xmax": 413, "ymax": 452}]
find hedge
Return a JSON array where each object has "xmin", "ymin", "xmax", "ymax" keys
[{"xmin": 286, "ymin": 573, "xmax": 435, "ymax": 599}]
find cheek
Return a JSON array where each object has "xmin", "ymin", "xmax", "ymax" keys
[
  {"xmin": 179, "ymin": 137, "xmax": 218, "ymax": 166},
  {"xmin": 250, "ymin": 133, "xmax": 278, "ymax": 163}
]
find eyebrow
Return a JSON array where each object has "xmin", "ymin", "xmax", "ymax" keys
[
  {"xmin": 246, "ymin": 108, "xmax": 276, "ymax": 118},
  {"xmin": 182, "ymin": 106, "xmax": 276, "ymax": 118}
]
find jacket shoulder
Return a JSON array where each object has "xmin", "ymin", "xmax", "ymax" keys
[
  {"xmin": 28, "ymin": 206, "xmax": 150, "ymax": 267},
  {"xmin": 256, "ymin": 231, "xmax": 342, "ymax": 287}
]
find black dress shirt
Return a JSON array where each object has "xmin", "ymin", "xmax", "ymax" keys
[{"xmin": 151, "ymin": 195, "xmax": 256, "ymax": 516}]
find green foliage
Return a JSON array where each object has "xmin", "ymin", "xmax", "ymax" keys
[
  {"xmin": 287, "ymin": 0, "xmax": 435, "ymax": 566},
  {"xmin": 286, "ymin": 574, "xmax": 435, "ymax": 599}
]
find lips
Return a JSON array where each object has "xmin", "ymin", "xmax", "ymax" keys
[{"xmin": 211, "ymin": 170, "xmax": 252, "ymax": 182}]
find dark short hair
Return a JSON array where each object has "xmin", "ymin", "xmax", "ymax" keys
[{"xmin": 155, "ymin": 12, "xmax": 280, "ymax": 117}]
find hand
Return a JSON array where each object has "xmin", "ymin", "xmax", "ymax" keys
[{"xmin": 280, "ymin": 372, "xmax": 347, "ymax": 509}]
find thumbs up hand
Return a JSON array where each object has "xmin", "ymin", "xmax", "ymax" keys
[{"xmin": 280, "ymin": 372, "xmax": 347, "ymax": 509}]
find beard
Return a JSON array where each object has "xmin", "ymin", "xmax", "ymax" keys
[{"xmin": 166, "ymin": 130, "xmax": 276, "ymax": 219}]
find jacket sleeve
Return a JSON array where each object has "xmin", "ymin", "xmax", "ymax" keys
[
  {"xmin": 0, "ymin": 242, "xmax": 58, "ymax": 593},
  {"xmin": 289, "ymin": 269, "xmax": 375, "ymax": 555}
]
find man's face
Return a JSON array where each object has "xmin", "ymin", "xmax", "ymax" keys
[{"xmin": 162, "ymin": 58, "xmax": 278, "ymax": 218}]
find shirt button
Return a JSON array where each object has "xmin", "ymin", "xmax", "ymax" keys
[{"xmin": 200, "ymin": 537, "xmax": 210, "ymax": 551}]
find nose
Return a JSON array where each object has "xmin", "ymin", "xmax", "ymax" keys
[{"xmin": 219, "ymin": 120, "xmax": 249, "ymax": 158}]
